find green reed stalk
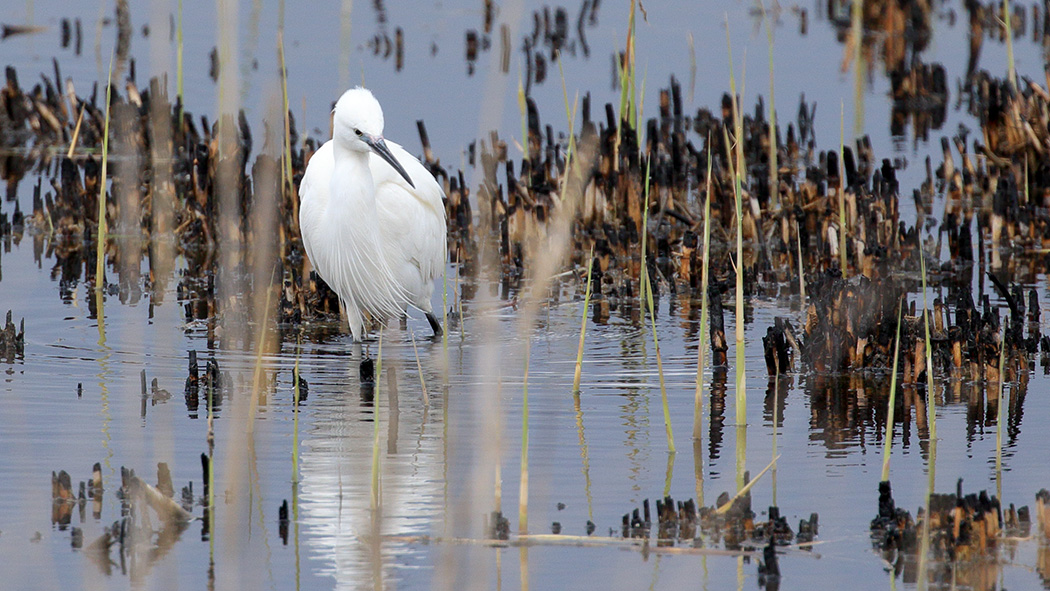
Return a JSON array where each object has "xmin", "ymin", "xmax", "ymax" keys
[
  {"xmin": 558, "ymin": 60, "xmax": 579, "ymax": 179},
  {"xmin": 724, "ymin": 14, "xmax": 745, "ymax": 183},
  {"xmin": 919, "ymin": 243, "xmax": 936, "ymax": 440},
  {"xmin": 663, "ymin": 450, "xmax": 675, "ymax": 498},
  {"xmin": 761, "ymin": 0, "xmax": 778, "ymax": 208},
  {"xmin": 995, "ymin": 325, "xmax": 1007, "ymax": 502},
  {"xmin": 572, "ymin": 388, "xmax": 594, "ymax": 521},
  {"xmin": 636, "ymin": 69, "xmax": 646, "ymax": 148},
  {"xmin": 518, "ymin": 71, "xmax": 528, "ymax": 162},
  {"xmin": 771, "ymin": 373, "xmax": 780, "ymax": 507},
  {"xmin": 880, "ymin": 300, "xmax": 904, "ymax": 482},
  {"xmin": 206, "ymin": 353, "xmax": 215, "ymax": 549},
  {"xmin": 838, "ymin": 100, "xmax": 847, "ymax": 275},
  {"xmin": 917, "ymin": 308, "xmax": 941, "ymax": 591},
  {"xmin": 1003, "ymin": 0, "xmax": 1016, "ymax": 90},
  {"xmin": 278, "ymin": 31, "xmax": 294, "ymax": 200},
  {"xmin": 646, "ymin": 278, "xmax": 674, "ymax": 453},
  {"xmin": 519, "ymin": 339, "xmax": 531, "ymax": 533},
  {"xmin": 721, "ymin": 136, "xmax": 746, "ymax": 431},
  {"xmin": 614, "ymin": 0, "xmax": 636, "ymax": 166},
  {"xmin": 693, "ymin": 137, "xmax": 713, "ymax": 441},
  {"xmin": 95, "ymin": 54, "xmax": 114, "ymax": 296},
  {"xmin": 410, "ymin": 331, "xmax": 429, "ymax": 406},
  {"xmin": 442, "ymin": 266, "xmax": 449, "ymax": 367},
  {"xmin": 572, "ymin": 245, "xmax": 595, "ymax": 394},
  {"xmin": 851, "ymin": 0, "xmax": 864, "ymax": 137},
  {"xmin": 371, "ymin": 330, "xmax": 383, "ymax": 514},
  {"xmin": 916, "ymin": 445, "xmax": 935, "ymax": 591},
  {"xmin": 724, "ymin": 21, "xmax": 747, "ymax": 430},
  {"xmin": 641, "ymin": 160, "xmax": 675, "ymax": 454},
  {"xmin": 618, "ymin": 0, "xmax": 637, "ymax": 125},
  {"xmin": 292, "ymin": 334, "xmax": 302, "ymax": 483},
  {"xmin": 796, "ymin": 221, "xmax": 806, "ymax": 301},
  {"xmin": 456, "ymin": 268, "xmax": 465, "ymax": 342},
  {"xmin": 248, "ymin": 281, "xmax": 275, "ymax": 436}
]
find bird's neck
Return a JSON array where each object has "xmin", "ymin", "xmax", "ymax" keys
[
  {"xmin": 330, "ymin": 142, "xmax": 376, "ymax": 208},
  {"xmin": 332, "ymin": 140, "xmax": 372, "ymax": 179}
]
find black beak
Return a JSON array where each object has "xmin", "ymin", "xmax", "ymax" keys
[{"xmin": 364, "ymin": 134, "xmax": 415, "ymax": 189}]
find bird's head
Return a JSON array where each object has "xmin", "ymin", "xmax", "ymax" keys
[
  {"xmin": 331, "ymin": 87, "xmax": 414, "ymax": 188},
  {"xmin": 333, "ymin": 87, "xmax": 386, "ymax": 152}
]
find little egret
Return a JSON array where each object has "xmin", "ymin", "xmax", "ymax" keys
[{"xmin": 299, "ymin": 87, "xmax": 447, "ymax": 341}]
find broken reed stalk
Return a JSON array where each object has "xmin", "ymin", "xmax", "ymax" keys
[
  {"xmin": 67, "ymin": 104, "xmax": 85, "ymax": 159},
  {"xmin": 641, "ymin": 160, "xmax": 675, "ymax": 454},
  {"xmin": 838, "ymin": 100, "xmax": 847, "ymax": 275},
  {"xmin": 1003, "ymin": 0, "xmax": 1016, "ymax": 91},
  {"xmin": 572, "ymin": 245, "xmax": 595, "ymax": 394},
  {"xmin": 761, "ymin": 0, "xmax": 778, "ymax": 208},
  {"xmin": 371, "ymin": 330, "xmax": 384, "ymax": 514},
  {"xmin": 724, "ymin": 21, "xmax": 747, "ymax": 430},
  {"xmin": 713, "ymin": 454, "xmax": 780, "ymax": 516},
  {"xmin": 995, "ymin": 325, "xmax": 1007, "ymax": 502},
  {"xmin": 693, "ymin": 137, "xmax": 713, "ymax": 441},
  {"xmin": 880, "ymin": 300, "xmax": 904, "ymax": 482},
  {"xmin": 520, "ymin": 339, "xmax": 531, "ymax": 534},
  {"xmin": 95, "ymin": 54, "xmax": 114, "ymax": 297},
  {"xmin": 176, "ymin": 0, "xmax": 184, "ymax": 103},
  {"xmin": 919, "ymin": 243, "xmax": 936, "ymax": 440}
]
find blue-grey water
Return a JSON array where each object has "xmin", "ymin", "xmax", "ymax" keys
[{"xmin": 2, "ymin": 1, "xmax": 1050, "ymax": 590}]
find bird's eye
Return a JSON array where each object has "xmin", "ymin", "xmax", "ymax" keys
[{"xmin": 354, "ymin": 129, "xmax": 363, "ymax": 137}]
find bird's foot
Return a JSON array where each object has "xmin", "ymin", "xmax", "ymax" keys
[{"xmin": 425, "ymin": 312, "xmax": 443, "ymax": 340}]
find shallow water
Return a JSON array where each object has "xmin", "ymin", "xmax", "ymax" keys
[{"xmin": 3, "ymin": 1, "xmax": 1050, "ymax": 590}]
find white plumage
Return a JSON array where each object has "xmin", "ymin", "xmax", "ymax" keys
[{"xmin": 299, "ymin": 87, "xmax": 447, "ymax": 341}]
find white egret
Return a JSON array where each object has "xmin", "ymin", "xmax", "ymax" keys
[{"xmin": 299, "ymin": 87, "xmax": 447, "ymax": 341}]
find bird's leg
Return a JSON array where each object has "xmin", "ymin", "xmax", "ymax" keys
[
  {"xmin": 359, "ymin": 356, "xmax": 376, "ymax": 403},
  {"xmin": 426, "ymin": 312, "xmax": 443, "ymax": 338},
  {"xmin": 358, "ymin": 341, "xmax": 375, "ymax": 402},
  {"xmin": 359, "ymin": 355, "xmax": 376, "ymax": 385}
]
